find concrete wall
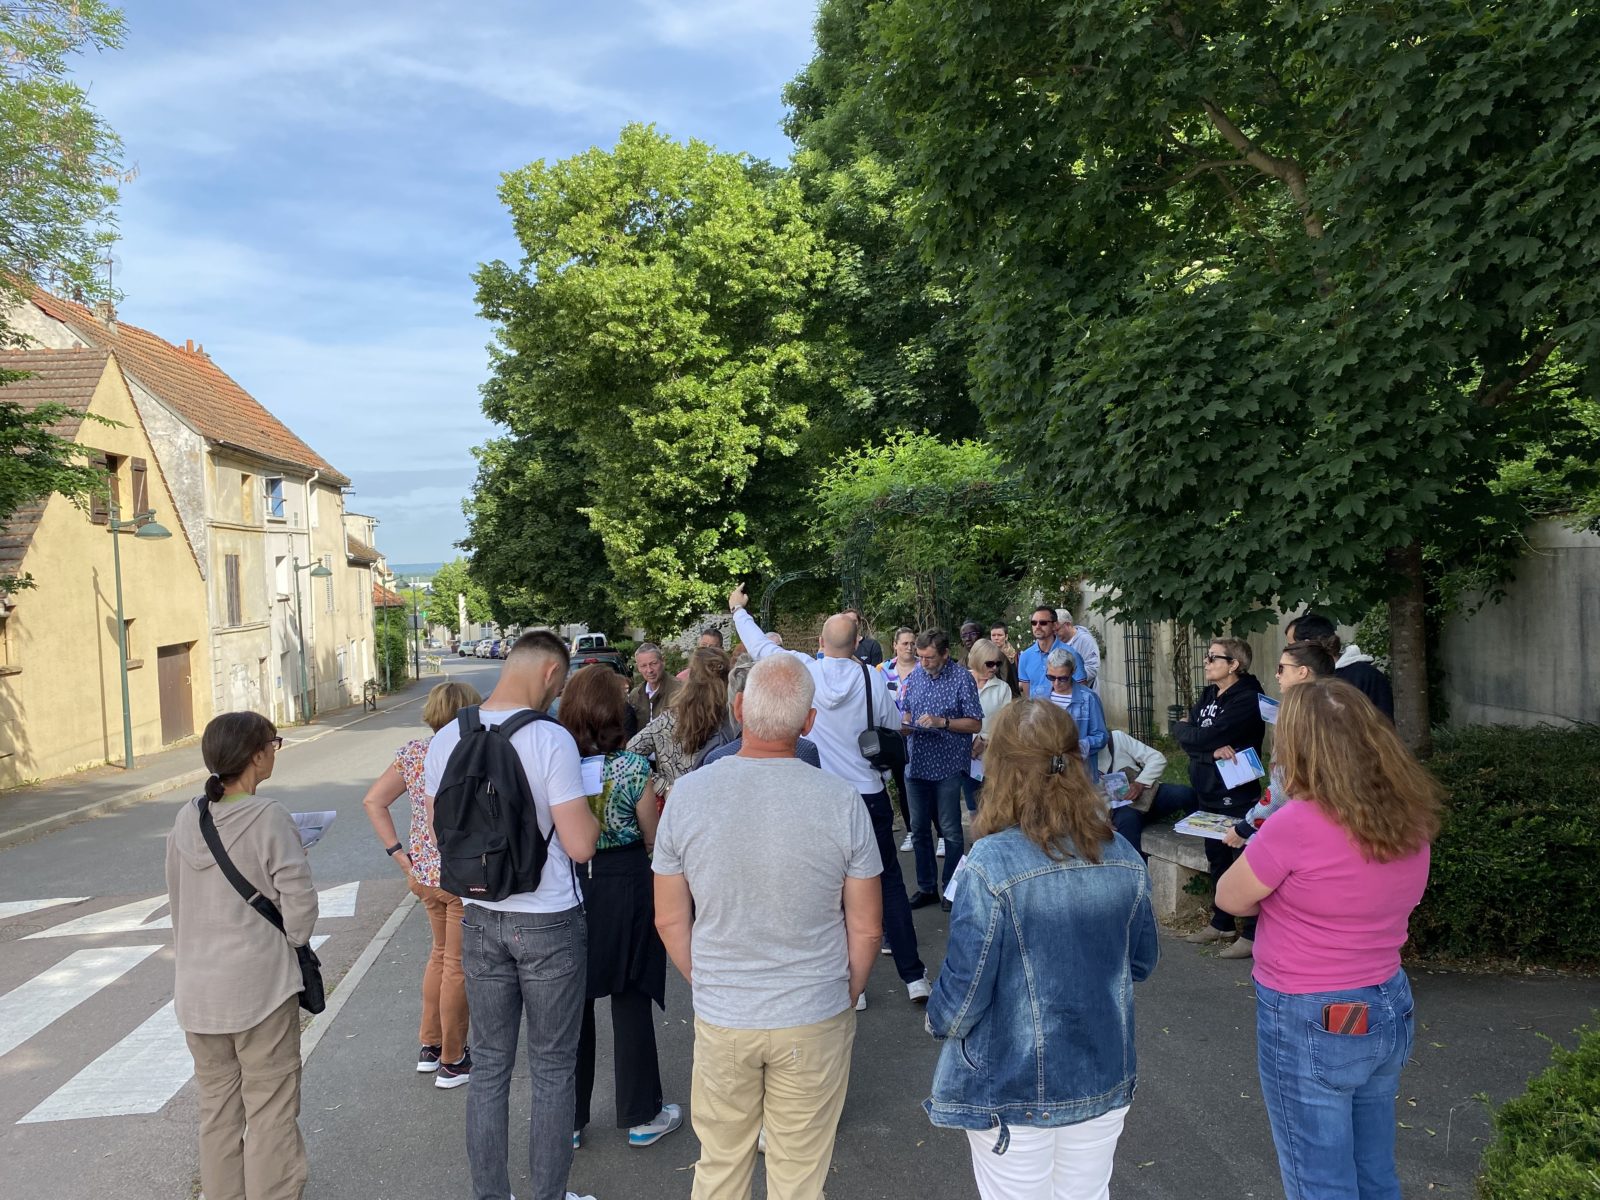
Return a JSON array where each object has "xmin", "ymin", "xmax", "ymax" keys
[
  {"xmin": 312, "ymin": 485, "xmax": 373, "ymax": 713},
  {"xmin": 204, "ymin": 453, "xmax": 275, "ymax": 722},
  {"xmin": 1440, "ymin": 520, "xmax": 1599, "ymax": 727},
  {"xmin": 0, "ymin": 363, "xmax": 213, "ymax": 786}
]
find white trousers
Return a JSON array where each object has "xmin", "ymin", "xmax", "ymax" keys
[{"xmin": 966, "ymin": 1106, "xmax": 1130, "ymax": 1200}]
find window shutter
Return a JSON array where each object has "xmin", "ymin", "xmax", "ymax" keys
[
  {"xmin": 90, "ymin": 454, "xmax": 111, "ymax": 525},
  {"xmin": 131, "ymin": 458, "xmax": 149, "ymax": 515},
  {"xmin": 225, "ymin": 554, "xmax": 242, "ymax": 626}
]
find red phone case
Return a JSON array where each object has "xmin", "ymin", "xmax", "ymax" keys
[{"xmin": 1322, "ymin": 1002, "xmax": 1370, "ymax": 1035}]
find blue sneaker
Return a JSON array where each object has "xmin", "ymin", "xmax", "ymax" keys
[{"xmin": 628, "ymin": 1103, "xmax": 683, "ymax": 1147}]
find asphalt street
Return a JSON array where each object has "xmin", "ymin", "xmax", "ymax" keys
[{"xmin": 3, "ymin": 652, "xmax": 1598, "ymax": 1199}]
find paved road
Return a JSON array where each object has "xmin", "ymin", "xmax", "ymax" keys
[{"xmin": 3, "ymin": 651, "xmax": 1597, "ymax": 1200}]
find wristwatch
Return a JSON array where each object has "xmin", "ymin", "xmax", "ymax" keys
[{"xmin": 384, "ymin": 842, "xmax": 404, "ymax": 857}]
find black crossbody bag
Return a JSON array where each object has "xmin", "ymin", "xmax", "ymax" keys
[
  {"xmin": 198, "ymin": 797, "xmax": 326, "ymax": 1014},
  {"xmin": 856, "ymin": 660, "xmax": 907, "ymax": 772}
]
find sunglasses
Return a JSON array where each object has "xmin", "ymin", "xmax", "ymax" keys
[
  {"xmin": 1274, "ymin": 662, "xmax": 1298, "ymax": 675},
  {"xmin": 982, "ymin": 660, "xmax": 1000, "ymax": 669},
  {"xmin": 1030, "ymin": 618, "xmax": 1054, "ymax": 626},
  {"xmin": 1203, "ymin": 653, "xmax": 1235, "ymax": 664},
  {"xmin": 1046, "ymin": 673, "xmax": 1073, "ymax": 683}
]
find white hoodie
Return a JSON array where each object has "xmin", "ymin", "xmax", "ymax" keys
[{"xmin": 734, "ymin": 608, "xmax": 893, "ymax": 795}]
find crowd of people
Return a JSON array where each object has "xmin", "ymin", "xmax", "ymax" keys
[{"xmin": 162, "ymin": 594, "xmax": 1429, "ymax": 1200}]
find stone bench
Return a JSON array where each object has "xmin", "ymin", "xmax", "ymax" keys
[{"xmin": 1142, "ymin": 824, "xmax": 1211, "ymax": 922}]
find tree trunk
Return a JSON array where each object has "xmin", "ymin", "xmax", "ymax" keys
[{"xmin": 1386, "ymin": 540, "xmax": 1432, "ymax": 756}]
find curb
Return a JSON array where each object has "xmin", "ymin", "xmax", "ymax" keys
[{"xmin": 0, "ymin": 685, "xmax": 432, "ymax": 851}]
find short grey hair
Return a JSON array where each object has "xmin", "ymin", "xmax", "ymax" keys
[
  {"xmin": 1046, "ymin": 647, "xmax": 1077, "ymax": 674},
  {"xmin": 727, "ymin": 660, "xmax": 753, "ymax": 709},
  {"xmin": 1056, "ymin": 609, "xmax": 1075, "ymax": 626},
  {"xmin": 741, "ymin": 654, "xmax": 815, "ymax": 740},
  {"xmin": 635, "ymin": 642, "xmax": 663, "ymax": 659}
]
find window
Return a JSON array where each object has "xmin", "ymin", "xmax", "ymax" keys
[
  {"xmin": 224, "ymin": 554, "xmax": 242, "ymax": 626},
  {"xmin": 130, "ymin": 457, "xmax": 149, "ymax": 516},
  {"xmin": 90, "ymin": 453, "xmax": 123, "ymax": 524},
  {"xmin": 239, "ymin": 473, "xmax": 254, "ymax": 523},
  {"xmin": 265, "ymin": 477, "xmax": 285, "ymax": 520},
  {"xmin": 0, "ymin": 613, "xmax": 15, "ymax": 675},
  {"xmin": 336, "ymin": 644, "xmax": 348, "ymax": 682},
  {"xmin": 323, "ymin": 554, "xmax": 335, "ymax": 612},
  {"xmin": 123, "ymin": 618, "xmax": 142, "ymax": 669}
]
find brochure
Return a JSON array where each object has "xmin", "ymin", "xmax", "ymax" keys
[
  {"xmin": 580, "ymin": 755, "xmax": 606, "ymax": 797},
  {"xmin": 1216, "ymin": 746, "xmax": 1268, "ymax": 789},
  {"xmin": 1173, "ymin": 811, "xmax": 1237, "ymax": 841},
  {"xmin": 968, "ymin": 755, "xmax": 985, "ymax": 783},
  {"xmin": 291, "ymin": 811, "xmax": 336, "ymax": 850},
  {"xmin": 943, "ymin": 854, "xmax": 969, "ymax": 902},
  {"xmin": 1258, "ymin": 695, "xmax": 1280, "ymax": 725}
]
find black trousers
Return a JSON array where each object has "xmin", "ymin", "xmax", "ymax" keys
[
  {"xmin": 575, "ymin": 989, "xmax": 661, "ymax": 1130},
  {"xmin": 1204, "ymin": 834, "xmax": 1258, "ymax": 939},
  {"xmin": 890, "ymin": 763, "xmax": 911, "ymax": 827}
]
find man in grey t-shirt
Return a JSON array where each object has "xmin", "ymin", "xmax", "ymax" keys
[{"xmin": 655, "ymin": 654, "xmax": 882, "ymax": 1200}]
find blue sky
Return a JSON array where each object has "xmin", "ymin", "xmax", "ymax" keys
[{"xmin": 71, "ymin": 0, "xmax": 820, "ymax": 563}]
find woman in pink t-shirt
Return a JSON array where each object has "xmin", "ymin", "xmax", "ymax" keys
[{"xmin": 1217, "ymin": 677, "xmax": 1441, "ymax": 1200}]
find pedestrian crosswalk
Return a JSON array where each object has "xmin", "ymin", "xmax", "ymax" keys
[{"xmin": 0, "ymin": 886, "xmax": 358, "ymax": 1125}]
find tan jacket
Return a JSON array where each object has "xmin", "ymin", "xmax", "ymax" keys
[
  {"xmin": 628, "ymin": 673, "xmax": 681, "ymax": 732},
  {"xmin": 166, "ymin": 793, "xmax": 318, "ymax": 1034}
]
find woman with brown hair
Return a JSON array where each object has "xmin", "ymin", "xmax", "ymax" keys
[
  {"xmin": 559, "ymin": 665, "xmax": 680, "ymax": 1148},
  {"xmin": 924, "ymin": 700, "xmax": 1158, "ymax": 1200},
  {"xmin": 1218, "ymin": 678, "xmax": 1439, "ymax": 1200},
  {"xmin": 360, "ymin": 679, "xmax": 482, "ymax": 1086},
  {"xmin": 626, "ymin": 645, "xmax": 734, "ymax": 803},
  {"xmin": 168, "ymin": 711, "xmax": 318, "ymax": 1200}
]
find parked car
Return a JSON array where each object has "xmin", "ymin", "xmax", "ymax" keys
[
  {"xmin": 458, "ymin": 640, "xmax": 479, "ymax": 657},
  {"xmin": 475, "ymin": 640, "xmax": 493, "ymax": 658}
]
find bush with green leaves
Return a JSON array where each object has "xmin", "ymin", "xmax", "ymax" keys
[
  {"xmin": 374, "ymin": 619, "xmax": 411, "ymax": 692},
  {"xmin": 1477, "ymin": 1023, "xmax": 1600, "ymax": 1199},
  {"xmin": 1412, "ymin": 725, "xmax": 1600, "ymax": 964}
]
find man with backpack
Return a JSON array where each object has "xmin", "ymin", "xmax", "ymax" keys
[{"xmin": 424, "ymin": 630, "xmax": 601, "ymax": 1200}]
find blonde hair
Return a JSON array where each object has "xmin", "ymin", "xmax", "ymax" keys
[
  {"xmin": 967, "ymin": 637, "xmax": 1000, "ymax": 671},
  {"xmin": 672, "ymin": 646, "xmax": 732, "ymax": 755},
  {"xmin": 972, "ymin": 700, "xmax": 1113, "ymax": 863},
  {"xmin": 1275, "ymin": 677, "xmax": 1441, "ymax": 861},
  {"xmin": 422, "ymin": 681, "xmax": 483, "ymax": 732}
]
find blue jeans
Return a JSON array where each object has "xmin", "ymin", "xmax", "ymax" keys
[
  {"xmin": 906, "ymin": 774, "xmax": 963, "ymax": 895},
  {"xmin": 1255, "ymin": 969, "xmax": 1415, "ymax": 1200},
  {"xmin": 863, "ymin": 789, "xmax": 926, "ymax": 983},
  {"xmin": 958, "ymin": 772, "xmax": 982, "ymax": 814},
  {"xmin": 1110, "ymin": 781, "xmax": 1196, "ymax": 855},
  {"xmin": 461, "ymin": 905, "xmax": 587, "ymax": 1200}
]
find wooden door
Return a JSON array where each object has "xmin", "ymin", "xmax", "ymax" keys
[{"xmin": 157, "ymin": 644, "xmax": 194, "ymax": 744}]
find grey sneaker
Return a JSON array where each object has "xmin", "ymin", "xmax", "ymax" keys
[
  {"xmin": 629, "ymin": 1103, "xmax": 683, "ymax": 1147},
  {"xmin": 1183, "ymin": 926, "xmax": 1235, "ymax": 944}
]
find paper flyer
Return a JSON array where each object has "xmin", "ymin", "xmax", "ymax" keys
[
  {"xmin": 579, "ymin": 755, "xmax": 606, "ymax": 797},
  {"xmin": 968, "ymin": 755, "xmax": 985, "ymax": 783},
  {"xmin": 1216, "ymin": 746, "xmax": 1268, "ymax": 789},
  {"xmin": 943, "ymin": 854, "xmax": 969, "ymax": 902},
  {"xmin": 1173, "ymin": 811, "xmax": 1237, "ymax": 841},
  {"xmin": 291, "ymin": 811, "xmax": 336, "ymax": 850},
  {"xmin": 1258, "ymin": 695, "xmax": 1280, "ymax": 725}
]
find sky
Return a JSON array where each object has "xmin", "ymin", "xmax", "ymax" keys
[{"xmin": 70, "ymin": 0, "xmax": 820, "ymax": 563}]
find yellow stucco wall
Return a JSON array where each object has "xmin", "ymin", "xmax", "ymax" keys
[{"xmin": 0, "ymin": 359, "xmax": 213, "ymax": 787}]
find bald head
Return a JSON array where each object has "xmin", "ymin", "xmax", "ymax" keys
[{"xmin": 820, "ymin": 612, "xmax": 859, "ymax": 656}]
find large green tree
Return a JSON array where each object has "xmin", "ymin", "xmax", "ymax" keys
[
  {"xmin": 865, "ymin": 0, "xmax": 1600, "ymax": 750},
  {"xmin": 471, "ymin": 124, "xmax": 829, "ymax": 632},
  {"xmin": 427, "ymin": 556, "xmax": 493, "ymax": 630},
  {"xmin": 0, "ymin": 1, "xmax": 127, "ymax": 593}
]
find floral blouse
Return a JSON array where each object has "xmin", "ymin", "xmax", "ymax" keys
[
  {"xmin": 588, "ymin": 750, "xmax": 651, "ymax": 851},
  {"xmin": 395, "ymin": 737, "xmax": 440, "ymax": 886}
]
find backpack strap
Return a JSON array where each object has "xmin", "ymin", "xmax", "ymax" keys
[
  {"xmin": 489, "ymin": 708, "xmax": 557, "ymax": 740},
  {"xmin": 456, "ymin": 705, "xmax": 485, "ymax": 740},
  {"xmin": 197, "ymin": 797, "xmax": 286, "ymax": 934},
  {"xmin": 859, "ymin": 659, "xmax": 875, "ymax": 729}
]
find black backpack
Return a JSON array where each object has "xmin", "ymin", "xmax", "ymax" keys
[{"xmin": 435, "ymin": 706, "xmax": 558, "ymax": 901}]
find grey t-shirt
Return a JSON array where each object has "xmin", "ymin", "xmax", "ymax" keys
[{"xmin": 653, "ymin": 755, "xmax": 882, "ymax": 1030}]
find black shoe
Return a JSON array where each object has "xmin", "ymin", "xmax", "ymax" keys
[
  {"xmin": 417, "ymin": 1044, "xmax": 442, "ymax": 1074},
  {"xmin": 908, "ymin": 891, "xmax": 940, "ymax": 910},
  {"xmin": 435, "ymin": 1051, "xmax": 471, "ymax": 1089},
  {"xmin": 940, "ymin": 898, "xmax": 953, "ymax": 913}
]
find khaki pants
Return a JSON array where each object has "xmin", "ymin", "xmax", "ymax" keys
[
  {"xmin": 185, "ymin": 995, "xmax": 306, "ymax": 1200},
  {"xmin": 409, "ymin": 877, "xmax": 469, "ymax": 1063},
  {"xmin": 690, "ymin": 1007, "xmax": 856, "ymax": 1200}
]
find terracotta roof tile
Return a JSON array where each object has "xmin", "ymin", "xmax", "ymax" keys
[
  {"xmin": 374, "ymin": 582, "xmax": 406, "ymax": 608},
  {"xmin": 30, "ymin": 289, "xmax": 350, "ymax": 485},
  {"xmin": 346, "ymin": 532, "xmax": 379, "ymax": 564}
]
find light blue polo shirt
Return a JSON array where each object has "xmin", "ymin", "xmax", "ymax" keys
[{"xmin": 1017, "ymin": 638, "xmax": 1086, "ymax": 697}]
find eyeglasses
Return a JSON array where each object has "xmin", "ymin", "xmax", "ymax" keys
[
  {"xmin": 1203, "ymin": 653, "xmax": 1235, "ymax": 664},
  {"xmin": 1030, "ymin": 618, "xmax": 1054, "ymax": 626},
  {"xmin": 1046, "ymin": 673, "xmax": 1073, "ymax": 683},
  {"xmin": 266, "ymin": 736, "xmax": 284, "ymax": 750}
]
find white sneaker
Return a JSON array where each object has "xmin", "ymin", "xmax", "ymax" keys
[
  {"xmin": 907, "ymin": 975, "xmax": 932, "ymax": 1004},
  {"xmin": 629, "ymin": 1102, "xmax": 683, "ymax": 1146},
  {"xmin": 565, "ymin": 1194, "xmax": 597, "ymax": 1200},
  {"xmin": 855, "ymin": 990, "xmax": 867, "ymax": 1011},
  {"xmin": 936, "ymin": 838, "xmax": 946, "ymax": 857},
  {"xmin": 757, "ymin": 1127, "xmax": 767, "ymax": 1154},
  {"xmin": 880, "ymin": 942, "xmax": 893, "ymax": 955},
  {"xmin": 899, "ymin": 833, "xmax": 913, "ymax": 853}
]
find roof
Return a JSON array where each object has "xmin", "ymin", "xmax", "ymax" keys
[
  {"xmin": 29, "ymin": 289, "xmax": 350, "ymax": 486},
  {"xmin": 346, "ymin": 532, "xmax": 379, "ymax": 565},
  {"xmin": 0, "ymin": 348, "xmax": 115, "ymax": 586},
  {"xmin": 374, "ymin": 582, "xmax": 406, "ymax": 608}
]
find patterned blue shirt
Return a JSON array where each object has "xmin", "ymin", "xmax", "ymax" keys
[{"xmin": 901, "ymin": 660, "xmax": 984, "ymax": 780}]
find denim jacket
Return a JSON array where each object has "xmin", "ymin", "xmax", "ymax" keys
[{"xmin": 924, "ymin": 826, "xmax": 1158, "ymax": 1143}]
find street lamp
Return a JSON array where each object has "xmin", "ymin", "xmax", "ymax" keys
[
  {"xmin": 108, "ymin": 495, "xmax": 172, "ymax": 769},
  {"xmin": 291, "ymin": 555, "xmax": 334, "ymax": 723}
]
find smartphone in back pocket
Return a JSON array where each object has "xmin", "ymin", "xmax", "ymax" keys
[{"xmin": 1322, "ymin": 1001, "xmax": 1370, "ymax": 1035}]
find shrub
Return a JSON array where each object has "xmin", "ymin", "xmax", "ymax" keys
[
  {"xmin": 374, "ymin": 621, "xmax": 411, "ymax": 691},
  {"xmin": 1412, "ymin": 725, "xmax": 1600, "ymax": 964},
  {"xmin": 1477, "ymin": 1023, "xmax": 1600, "ymax": 1199}
]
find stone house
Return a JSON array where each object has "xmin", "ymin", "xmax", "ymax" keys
[{"xmin": 0, "ymin": 348, "xmax": 213, "ymax": 786}]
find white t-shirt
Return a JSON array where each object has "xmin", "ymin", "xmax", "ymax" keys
[{"xmin": 423, "ymin": 707, "xmax": 586, "ymax": 912}]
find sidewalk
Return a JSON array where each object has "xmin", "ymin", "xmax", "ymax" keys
[{"xmin": 0, "ymin": 680, "xmax": 429, "ymax": 849}]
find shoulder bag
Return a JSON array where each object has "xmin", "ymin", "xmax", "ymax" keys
[
  {"xmin": 856, "ymin": 660, "xmax": 908, "ymax": 773},
  {"xmin": 198, "ymin": 797, "xmax": 326, "ymax": 1014}
]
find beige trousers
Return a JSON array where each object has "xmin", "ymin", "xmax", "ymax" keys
[
  {"xmin": 690, "ymin": 1007, "xmax": 856, "ymax": 1200},
  {"xmin": 409, "ymin": 877, "xmax": 469, "ymax": 1063},
  {"xmin": 184, "ymin": 994, "xmax": 306, "ymax": 1200}
]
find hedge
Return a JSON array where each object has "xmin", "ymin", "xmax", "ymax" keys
[
  {"xmin": 1411, "ymin": 725, "xmax": 1600, "ymax": 965},
  {"xmin": 1477, "ymin": 1023, "xmax": 1600, "ymax": 1199}
]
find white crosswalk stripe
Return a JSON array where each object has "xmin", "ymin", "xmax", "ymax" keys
[
  {"xmin": 0, "ymin": 897, "xmax": 88, "ymax": 922},
  {"xmin": 18, "ymin": 936, "xmax": 329, "ymax": 1124},
  {"xmin": 0, "ymin": 945, "xmax": 161, "ymax": 1059},
  {"xmin": 22, "ymin": 894, "xmax": 171, "ymax": 939},
  {"xmin": 316, "ymin": 881, "xmax": 359, "ymax": 918}
]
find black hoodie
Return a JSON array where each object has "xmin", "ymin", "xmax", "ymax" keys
[{"xmin": 1173, "ymin": 673, "xmax": 1267, "ymax": 815}]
